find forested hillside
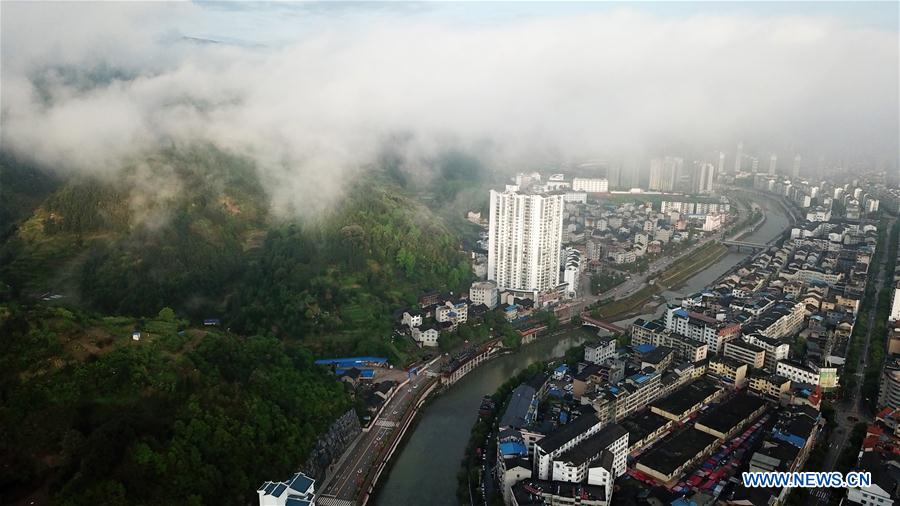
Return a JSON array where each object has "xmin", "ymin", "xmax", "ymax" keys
[
  {"xmin": 0, "ymin": 304, "xmax": 351, "ymax": 505},
  {"xmin": 0, "ymin": 147, "xmax": 486, "ymax": 503},
  {"xmin": 1, "ymin": 148, "xmax": 476, "ymax": 359}
]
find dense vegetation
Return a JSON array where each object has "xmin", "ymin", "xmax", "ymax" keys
[
  {"xmin": 861, "ymin": 219, "xmax": 899, "ymax": 410},
  {"xmin": 1, "ymin": 147, "xmax": 477, "ymax": 363},
  {"xmin": 229, "ymin": 185, "xmax": 473, "ymax": 363},
  {"xmin": 0, "ymin": 146, "xmax": 486, "ymax": 503},
  {"xmin": 0, "ymin": 304, "xmax": 351, "ymax": 505},
  {"xmin": 842, "ymin": 217, "xmax": 896, "ymax": 405}
]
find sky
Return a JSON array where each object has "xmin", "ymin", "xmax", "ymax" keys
[{"xmin": 1, "ymin": 1, "xmax": 898, "ymax": 214}]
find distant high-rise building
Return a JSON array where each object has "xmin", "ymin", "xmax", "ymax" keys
[
  {"xmin": 698, "ymin": 163, "xmax": 716, "ymax": 193},
  {"xmin": 793, "ymin": 155, "xmax": 802, "ymax": 179},
  {"xmin": 734, "ymin": 142, "xmax": 743, "ymax": 173},
  {"xmin": 608, "ymin": 164, "xmax": 622, "ymax": 189},
  {"xmin": 487, "ymin": 188, "xmax": 564, "ymax": 293},
  {"xmin": 768, "ymin": 154, "xmax": 777, "ymax": 175},
  {"xmin": 649, "ymin": 157, "xmax": 681, "ymax": 192},
  {"xmin": 750, "ymin": 157, "xmax": 759, "ymax": 174},
  {"xmin": 718, "ymin": 152, "xmax": 726, "ymax": 176}
]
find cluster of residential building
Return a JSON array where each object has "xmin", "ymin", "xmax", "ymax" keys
[
  {"xmin": 572, "ymin": 196, "xmax": 732, "ymax": 268},
  {"xmin": 753, "ymin": 174, "xmax": 881, "ymax": 218},
  {"xmin": 840, "ymin": 407, "xmax": 900, "ymax": 506},
  {"xmin": 491, "ymin": 327, "xmax": 826, "ymax": 506},
  {"xmin": 469, "ymin": 172, "xmax": 735, "ymax": 310},
  {"xmin": 487, "ymin": 205, "xmax": 884, "ymax": 505}
]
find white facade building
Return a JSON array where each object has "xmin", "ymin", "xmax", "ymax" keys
[
  {"xmin": 258, "ymin": 472, "xmax": 315, "ymax": 506},
  {"xmin": 563, "ymin": 248, "xmax": 581, "ymax": 297},
  {"xmin": 889, "ymin": 285, "xmax": 900, "ymax": 322},
  {"xmin": 572, "ymin": 178, "xmax": 609, "ymax": 193},
  {"xmin": 585, "ymin": 336, "xmax": 617, "ymax": 364},
  {"xmin": 470, "ymin": 280, "xmax": 499, "ymax": 309},
  {"xmin": 488, "ymin": 189, "xmax": 564, "ymax": 292}
]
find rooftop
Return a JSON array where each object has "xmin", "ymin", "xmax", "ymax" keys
[
  {"xmin": 499, "ymin": 383, "xmax": 537, "ymax": 429},
  {"xmin": 650, "ymin": 380, "xmax": 721, "ymax": 418},
  {"xmin": 636, "ymin": 427, "xmax": 718, "ymax": 477},
  {"xmin": 536, "ymin": 412, "xmax": 600, "ymax": 454},
  {"xmin": 621, "ymin": 409, "xmax": 671, "ymax": 444},
  {"xmin": 556, "ymin": 423, "xmax": 628, "ymax": 466},
  {"xmin": 695, "ymin": 393, "xmax": 766, "ymax": 435}
]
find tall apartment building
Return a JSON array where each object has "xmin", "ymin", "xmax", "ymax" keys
[
  {"xmin": 572, "ymin": 177, "xmax": 609, "ymax": 193},
  {"xmin": 649, "ymin": 157, "xmax": 682, "ymax": 192},
  {"xmin": 488, "ymin": 188, "xmax": 564, "ymax": 293},
  {"xmin": 697, "ymin": 163, "xmax": 716, "ymax": 194}
]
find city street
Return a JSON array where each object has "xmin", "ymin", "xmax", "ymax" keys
[
  {"xmin": 318, "ymin": 358, "xmax": 442, "ymax": 502},
  {"xmin": 815, "ymin": 216, "xmax": 896, "ymax": 505},
  {"xmin": 578, "ymin": 193, "xmax": 758, "ymax": 309}
]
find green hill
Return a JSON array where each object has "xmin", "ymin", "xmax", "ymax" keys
[
  {"xmin": 1, "ymin": 148, "xmax": 474, "ymax": 364},
  {"xmin": 0, "ymin": 304, "xmax": 350, "ymax": 506},
  {"xmin": 0, "ymin": 146, "xmax": 481, "ymax": 503}
]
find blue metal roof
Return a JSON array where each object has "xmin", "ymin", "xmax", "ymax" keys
[
  {"xmin": 674, "ymin": 308, "xmax": 689, "ymax": 318},
  {"xmin": 271, "ymin": 483, "xmax": 288, "ymax": 497},
  {"xmin": 285, "ymin": 498, "xmax": 312, "ymax": 506},
  {"xmin": 286, "ymin": 473, "xmax": 314, "ymax": 494},
  {"xmin": 632, "ymin": 374, "xmax": 650, "ymax": 384},
  {"xmin": 314, "ymin": 356, "xmax": 388, "ymax": 367}
]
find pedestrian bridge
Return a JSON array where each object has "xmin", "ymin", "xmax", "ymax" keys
[
  {"xmin": 580, "ymin": 313, "xmax": 626, "ymax": 334},
  {"xmin": 720, "ymin": 239, "xmax": 769, "ymax": 252}
]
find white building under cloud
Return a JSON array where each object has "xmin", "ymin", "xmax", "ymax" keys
[{"xmin": 488, "ymin": 188, "xmax": 564, "ymax": 293}]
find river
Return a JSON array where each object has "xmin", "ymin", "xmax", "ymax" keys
[{"xmin": 375, "ymin": 192, "xmax": 790, "ymax": 506}]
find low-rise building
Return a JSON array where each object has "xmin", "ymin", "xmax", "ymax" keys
[
  {"xmin": 257, "ymin": 472, "xmax": 315, "ymax": 506},
  {"xmin": 634, "ymin": 427, "xmax": 719, "ymax": 485},
  {"xmin": 694, "ymin": 393, "xmax": 767, "ymax": 440},
  {"xmin": 534, "ymin": 413, "xmax": 605, "ymax": 480},
  {"xmin": 650, "ymin": 379, "xmax": 722, "ymax": 422},
  {"xmin": 706, "ymin": 356, "xmax": 749, "ymax": 388},
  {"xmin": 470, "ymin": 280, "xmax": 499, "ymax": 309},
  {"xmin": 724, "ymin": 340, "xmax": 766, "ymax": 369},
  {"xmin": 748, "ymin": 372, "xmax": 791, "ymax": 402},
  {"xmin": 584, "ymin": 336, "xmax": 617, "ymax": 365}
]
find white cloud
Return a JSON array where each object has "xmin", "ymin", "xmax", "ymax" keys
[{"xmin": 1, "ymin": 2, "xmax": 897, "ymax": 215}]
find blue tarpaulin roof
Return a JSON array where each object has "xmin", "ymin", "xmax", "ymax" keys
[
  {"xmin": 499, "ymin": 441, "xmax": 528, "ymax": 457},
  {"xmin": 315, "ymin": 356, "xmax": 388, "ymax": 368},
  {"xmin": 635, "ymin": 344, "xmax": 656, "ymax": 354}
]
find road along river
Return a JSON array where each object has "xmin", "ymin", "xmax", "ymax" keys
[{"xmin": 374, "ymin": 192, "xmax": 791, "ymax": 505}]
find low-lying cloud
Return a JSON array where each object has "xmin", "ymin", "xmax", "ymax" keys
[{"xmin": 2, "ymin": 2, "xmax": 897, "ymax": 216}]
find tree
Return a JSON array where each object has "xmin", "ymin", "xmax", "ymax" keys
[{"xmin": 158, "ymin": 307, "xmax": 176, "ymax": 322}]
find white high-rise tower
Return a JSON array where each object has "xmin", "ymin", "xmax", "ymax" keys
[
  {"xmin": 698, "ymin": 163, "xmax": 716, "ymax": 193},
  {"xmin": 488, "ymin": 188, "xmax": 564, "ymax": 293},
  {"xmin": 768, "ymin": 154, "xmax": 777, "ymax": 175},
  {"xmin": 734, "ymin": 142, "xmax": 744, "ymax": 173}
]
